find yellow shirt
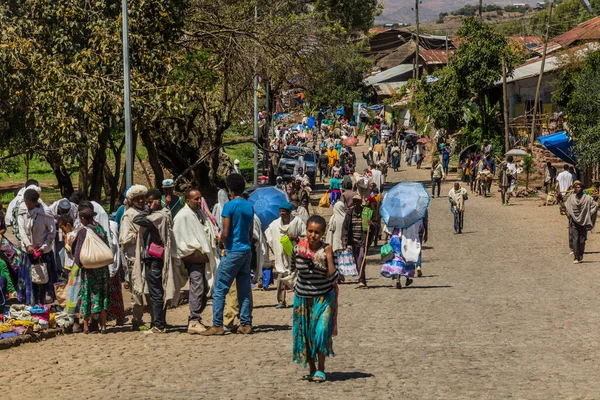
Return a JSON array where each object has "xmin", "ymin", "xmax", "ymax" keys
[{"xmin": 327, "ymin": 149, "xmax": 339, "ymax": 167}]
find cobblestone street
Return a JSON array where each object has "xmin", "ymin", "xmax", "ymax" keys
[{"xmin": 4, "ymin": 155, "xmax": 600, "ymax": 399}]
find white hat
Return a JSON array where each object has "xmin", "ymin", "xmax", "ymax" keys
[
  {"xmin": 234, "ymin": 159, "xmax": 240, "ymax": 165},
  {"xmin": 161, "ymin": 179, "xmax": 175, "ymax": 189},
  {"xmin": 126, "ymin": 185, "xmax": 148, "ymax": 201}
]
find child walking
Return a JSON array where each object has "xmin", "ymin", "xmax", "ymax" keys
[{"xmin": 291, "ymin": 215, "xmax": 339, "ymax": 382}]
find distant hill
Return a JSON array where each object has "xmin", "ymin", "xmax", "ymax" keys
[{"xmin": 377, "ymin": 0, "xmax": 539, "ymax": 23}]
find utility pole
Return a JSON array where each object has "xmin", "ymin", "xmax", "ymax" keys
[
  {"xmin": 479, "ymin": 0, "xmax": 483, "ymax": 19},
  {"xmin": 445, "ymin": 30, "xmax": 449, "ymax": 60},
  {"xmin": 415, "ymin": 0, "xmax": 420, "ymax": 80},
  {"xmin": 502, "ymin": 57, "xmax": 510, "ymax": 153},
  {"xmin": 253, "ymin": 5, "xmax": 259, "ymax": 185},
  {"xmin": 122, "ymin": 0, "xmax": 133, "ymax": 187},
  {"xmin": 530, "ymin": 0, "xmax": 553, "ymax": 144}
]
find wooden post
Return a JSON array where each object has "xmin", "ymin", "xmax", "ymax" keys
[
  {"xmin": 479, "ymin": 0, "xmax": 483, "ymax": 19},
  {"xmin": 415, "ymin": 0, "xmax": 420, "ymax": 80},
  {"xmin": 531, "ymin": 1, "xmax": 553, "ymax": 144},
  {"xmin": 502, "ymin": 57, "xmax": 510, "ymax": 153}
]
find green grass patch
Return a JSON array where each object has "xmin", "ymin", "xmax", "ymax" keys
[
  {"xmin": 0, "ymin": 156, "xmax": 55, "ymax": 182},
  {"xmin": 224, "ymin": 142, "xmax": 255, "ymax": 181}
]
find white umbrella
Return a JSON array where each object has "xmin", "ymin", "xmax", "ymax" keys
[{"xmin": 505, "ymin": 148, "xmax": 528, "ymax": 157}]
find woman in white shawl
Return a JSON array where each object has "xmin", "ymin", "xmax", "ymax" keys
[
  {"xmin": 293, "ymin": 156, "xmax": 306, "ymax": 177},
  {"xmin": 211, "ymin": 189, "xmax": 230, "ymax": 232},
  {"xmin": 326, "ymin": 201, "xmax": 346, "ymax": 253}
]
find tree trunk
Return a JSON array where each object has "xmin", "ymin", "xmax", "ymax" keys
[
  {"xmin": 46, "ymin": 154, "xmax": 75, "ymax": 198},
  {"xmin": 78, "ymin": 145, "xmax": 89, "ymax": 195},
  {"xmin": 89, "ymin": 132, "xmax": 109, "ymax": 202},
  {"xmin": 24, "ymin": 153, "xmax": 30, "ymax": 181},
  {"xmin": 140, "ymin": 128, "xmax": 164, "ymax": 188}
]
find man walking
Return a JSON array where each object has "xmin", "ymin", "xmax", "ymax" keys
[
  {"xmin": 499, "ymin": 163, "xmax": 513, "ymax": 206},
  {"xmin": 265, "ymin": 201, "xmax": 305, "ymax": 309},
  {"xmin": 174, "ymin": 189, "xmax": 219, "ymax": 334},
  {"xmin": 556, "ymin": 164, "xmax": 573, "ymax": 195},
  {"xmin": 449, "ymin": 182, "xmax": 468, "ymax": 234},
  {"xmin": 563, "ymin": 181, "xmax": 598, "ymax": 264},
  {"xmin": 431, "ymin": 160, "xmax": 445, "ymax": 198},
  {"xmin": 543, "ymin": 162, "xmax": 557, "ymax": 194},
  {"xmin": 202, "ymin": 174, "xmax": 255, "ymax": 335}
]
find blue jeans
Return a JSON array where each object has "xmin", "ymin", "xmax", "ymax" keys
[
  {"xmin": 212, "ymin": 250, "xmax": 252, "ymax": 327},
  {"xmin": 442, "ymin": 158, "xmax": 450, "ymax": 175}
]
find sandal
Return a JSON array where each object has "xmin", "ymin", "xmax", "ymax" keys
[
  {"xmin": 312, "ymin": 371, "xmax": 326, "ymax": 382},
  {"xmin": 301, "ymin": 374, "xmax": 314, "ymax": 381}
]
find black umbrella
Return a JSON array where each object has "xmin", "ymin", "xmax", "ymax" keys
[{"xmin": 458, "ymin": 143, "xmax": 478, "ymax": 161}]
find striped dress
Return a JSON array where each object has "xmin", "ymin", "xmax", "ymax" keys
[{"xmin": 291, "ymin": 243, "xmax": 338, "ymax": 367}]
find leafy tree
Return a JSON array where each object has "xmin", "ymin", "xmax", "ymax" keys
[
  {"xmin": 530, "ymin": 0, "xmax": 600, "ymax": 36},
  {"xmin": 313, "ymin": 0, "xmax": 383, "ymax": 34},
  {"xmin": 522, "ymin": 154, "xmax": 535, "ymax": 189},
  {"xmin": 553, "ymin": 50, "xmax": 600, "ymax": 169},
  {"xmin": 452, "ymin": 18, "xmax": 516, "ymax": 99},
  {"xmin": 408, "ymin": 68, "xmax": 464, "ymax": 133}
]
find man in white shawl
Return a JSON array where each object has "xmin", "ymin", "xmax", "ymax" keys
[
  {"xmin": 173, "ymin": 189, "xmax": 220, "ymax": 334},
  {"xmin": 448, "ymin": 182, "xmax": 468, "ymax": 234},
  {"xmin": 118, "ymin": 184, "xmax": 150, "ymax": 330},
  {"xmin": 564, "ymin": 181, "xmax": 598, "ymax": 264},
  {"xmin": 132, "ymin": 189, "xmax": 180, "ymax": 334},
  {"xmin": 265, "ymin": 201, "xmax": 305, "ymax": 308}
]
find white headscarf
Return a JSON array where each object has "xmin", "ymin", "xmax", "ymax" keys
[
  {"xmin": 211, "ymin": 189, "xmax": 230, "ymax": 231},
  {"xmin": 326, "ymin": 201, "xmax": 346, "ymax": 252}
]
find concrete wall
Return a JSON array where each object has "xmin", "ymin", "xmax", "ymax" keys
[{"xmin": 506, "ymin": 73, "xmax": 557, "ymax": 120}]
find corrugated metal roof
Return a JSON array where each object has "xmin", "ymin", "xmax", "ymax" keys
[
  {"xmin": 365, "ymin": 64, "xmax": 414, "ymax": 86},
  {"xmin": 373, "ymin": 81, "xmax": 409, "ymax": 96},
  {"xmin": 496, "ymin": 42, "xmax": 600, "ymax": 85},
  {"xmin": 553, "ymin": 16, "xmax": 600, "ymax": 47},
  {"xmin": 504, "ymin": 56, "xmax": 561, "ymax": 83},
  {"xmin": 419, "ymin": 49, "xmax": 454, "ymax": 65},
  {"xmin": 530, "ymin": 42, "xmax": 562, "ymax": 55},
  {"xmin": 508, "ymin": 36, "xmax": 543, "ymax": 46}
]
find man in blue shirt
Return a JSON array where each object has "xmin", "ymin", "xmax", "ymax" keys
[{"xmin": 202, "ymin": 173, "xmax": 255, "ymax": 336}]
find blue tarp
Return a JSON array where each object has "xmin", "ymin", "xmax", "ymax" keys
[
  {"xmin": 336, "ymin": 107, "xmax": 345, "ymax": 115},
  {"xmin": 537, "ymin": 131, "xmax": 576, "ymax": 165},
  {"xmin": 307, "ymin": 117, "xmax": 316, "ymax": 129}
]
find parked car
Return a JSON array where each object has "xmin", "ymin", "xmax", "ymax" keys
[{"xmin": 277, "ymin": 146, "xmax": 317, "ymax": 187}]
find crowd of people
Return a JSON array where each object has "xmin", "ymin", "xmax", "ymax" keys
[{"xmin": 1, "ymin": 108, "xmax": 598, "ymax": 382}]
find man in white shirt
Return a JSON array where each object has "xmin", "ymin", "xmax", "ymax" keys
[
  {"xmin": 265, "ymin": 201, "xmax": 305, "ymax": 309},
  {"xmin": 556, "ymin": 164, "xmax": 574, "ymax": 195}
]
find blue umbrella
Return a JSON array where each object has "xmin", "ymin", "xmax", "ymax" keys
[
  {"xmin": 248, "ymin": 187, "xmax": 289, "ymax": 229},
  {"xmin": 380, "ymin": 182, "xmax": 430, "ymax": 229}
]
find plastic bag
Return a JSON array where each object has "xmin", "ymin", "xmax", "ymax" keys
[
  {"xmin": 334, "ymin": 249, "xmax": 358, "ymax": 276},
  {"xmin": 31, "ymin": 260, "xmax": 49, "ymax": 284},
  {"xmin": 80, "ymin": 228, "xmax": 114, "ymax": 269},
  {"xmin": 380, "ymin": 243, "xmax": 394, "ymax": 262},
  {"xmin": 280, "ymin": 235, "xmax": 294, "ymax": 257},
  {"xmin": 318, "ymin": 192, "xmax": 331, "ymax": 208}
]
